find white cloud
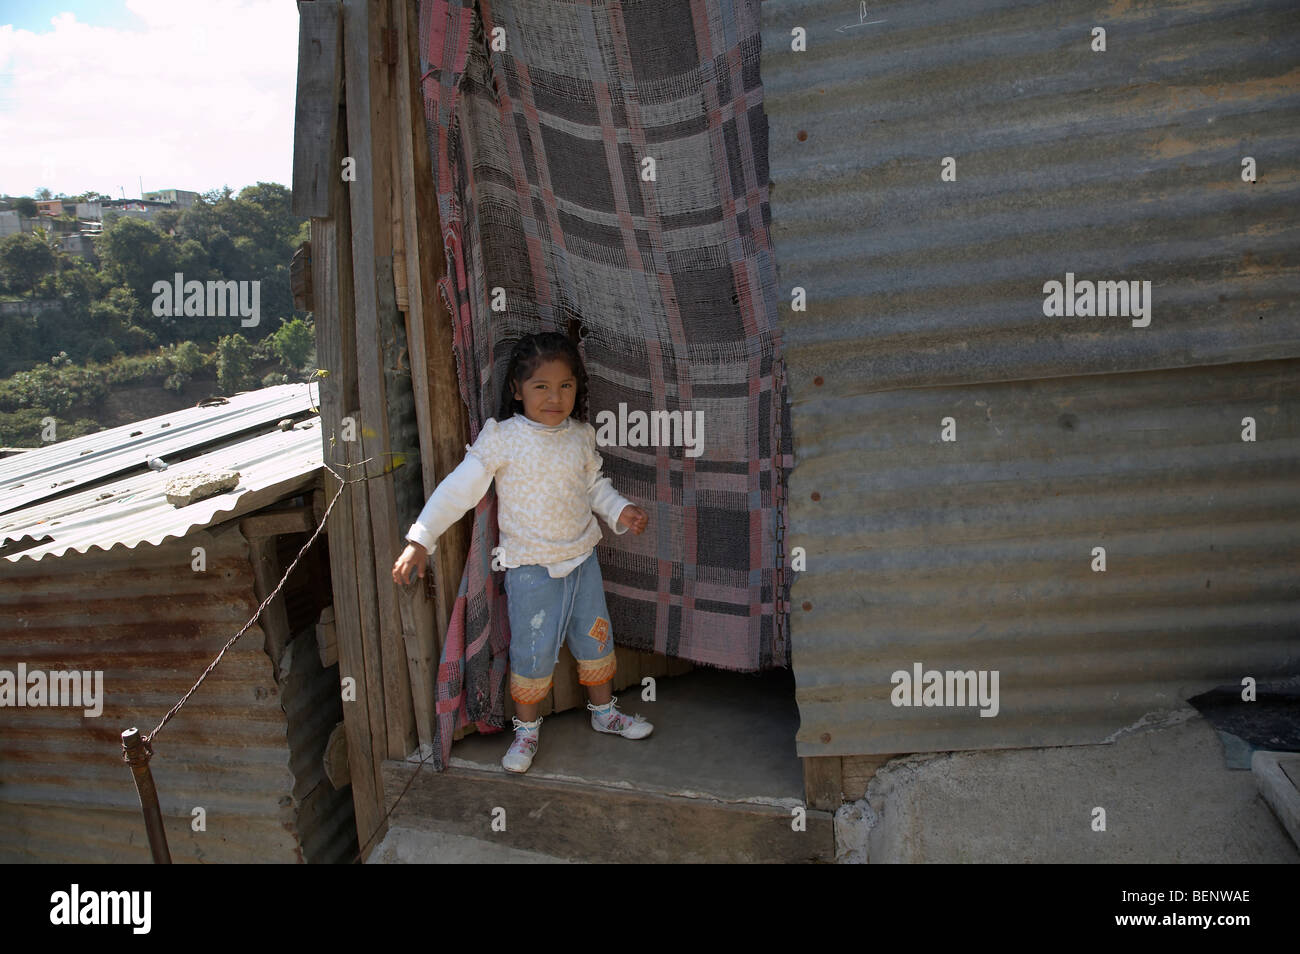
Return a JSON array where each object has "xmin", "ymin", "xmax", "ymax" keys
[{"xmin": 0, "ymin": 0, "xmax": 298, "ymax": 197}]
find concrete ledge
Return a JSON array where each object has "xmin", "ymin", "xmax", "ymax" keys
[
  {"xmin": 1252, "ymin": 751, "xmax": 1300, "ymax": 850},
  {"xmin": 843, "ymin": 706, "xmax": 1299, "ymax": 863},
  {"xmin": 367, "ymin": 826, "xmax": 577, "ymax": 864},
  {"xmin": 381, "ymin": 760, "xmax": 835, "ymax": 863}
]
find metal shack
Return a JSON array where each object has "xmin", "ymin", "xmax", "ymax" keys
[
  {"xmin": 291, "ymin": 0, "xmax": 1298, "ymax": 863},
  {"xmin": 0, "ymin": 385, "xmax": 355, "ymax": 863}
]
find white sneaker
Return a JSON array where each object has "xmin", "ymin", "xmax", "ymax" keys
[
  {"xmin": 588, "ymin": 696, "xmax": 653, "ymax": 739},
  {"xmin": 502, "ymin": 716, "xmax": 541, "ymax": 773}
]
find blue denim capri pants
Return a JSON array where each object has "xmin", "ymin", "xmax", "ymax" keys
[{"xmin": 505, "ymin": 555, "xmax": 617, "ymax": 705}]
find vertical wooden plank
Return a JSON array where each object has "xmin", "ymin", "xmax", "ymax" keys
[
  {"xmin": 311, "ymin": 218, "xmax": 384, "ymax": 852},
  {"xmin": 390, "ymin": 144, "xmax": 409, "ymax": 314},
  {"xmin": 321, "ymin": 448, "xmax": 385, "ymax": 856},
  {"xmin": 373, "ymin": 247, "xmax": 434, "ymax": 757},
  {"xmin": 300, "ymin": 0, "xmax": 385, "ymax": 855},
  {"xmin": 395, "ymin": 0, "xmax": 472, "ymax": 646},
  {"xmin": 344, "ymin": 420, "xmax": 395, "ymax": 775},
  {"xmin": 323, "ymin": 0, "xmax": 396, "ymax": 815},
  {"xmin": 394, "ymin": 572, "xmax": 435, "ymax": 758},
  {"xmin": 292, "ymin": 0, "xmax": 343, "ymax": 218},
  {"xmin": 242, "ymin": 534, "xmax": 293, "ymax": 678},
  {"xmin": 332, "ymin": 100, "xmax": 393, "ymax": 840},
  {"xmin": 342, "ymin": 0, "xmax": 417, "ymax": 760},
  {"xmin": 380, "ymin": 252, "xmax": 436, "ymax": 756},
  {"xmin": 803, "ymin": 756, "xmax": 844, "ymax": 811},
  {"xmin": 393, "ymin": 0, "xmax": 446, "ymax": 688}
]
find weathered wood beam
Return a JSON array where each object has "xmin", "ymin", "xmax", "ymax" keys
[
  {"xmin": 292, "ymin": 0, "xmax": 343, "ymax": 218},
  {"xmin": 238, "ymin": 507, "xmax": 315, "ymax": 538},
  {"xmin": 802, "ymin": 755, "xmax": 844, "ymax": 812},
  {"xmin": 312, "ymin": 217, "xmax": 384, "ymax": 858},
  {"xmin": 302, "ymin": 0, "xmax": 385, "ymax": 855},
  {"xmin": 342, "ymin": 0, "xmax": 418, "ymax": 761},
  {"xmin": 244, "ymin": 534, "xmax": 294, "ymax": 678}
]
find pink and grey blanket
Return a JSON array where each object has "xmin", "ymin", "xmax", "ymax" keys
[{"xmin": 416, "ymin": 0, "xmax": 792, "ymax": 767}]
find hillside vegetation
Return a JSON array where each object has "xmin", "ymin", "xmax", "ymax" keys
[{"xmin": 0, "ymin": 184, "xmax": 314, "ymax": 446}]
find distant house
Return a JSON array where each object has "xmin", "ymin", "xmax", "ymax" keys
[
  {"xmin": 59, "ymin": 232, "xmax": 96, "ymax": 261},
  {"xmin": 143, "ymin": 189, "xmax": 200, "ymax": 209},
  {"xmin": 98, "ymin": 199, "xmax": 175, "ymax": 223}
]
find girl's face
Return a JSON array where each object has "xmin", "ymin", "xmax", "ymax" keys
[{"xmin": 512, "ymin": 357, "xmax": 576, "ymax": 425}]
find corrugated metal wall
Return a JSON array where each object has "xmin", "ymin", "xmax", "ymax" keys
[
  {"xmin": 0, "ymin": 523, "xmax": 352, "ymax": 862},
  {"xmin": 760, "ymin": 0, "xmax": 1300, "ymax": 756},
  {"xmin": 280, "ymin": 623, "xmax": 357, "ymax": 864}
]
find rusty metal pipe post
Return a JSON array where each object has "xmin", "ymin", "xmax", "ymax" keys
[{"xmin": 121, "ymin": 727, "xmax": 172, "ymax": 864}]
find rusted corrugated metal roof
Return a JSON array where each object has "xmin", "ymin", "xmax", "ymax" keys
[
  {"xmin": 761, "ymin": 2, "xmax": 1300, "ymax": 756},
  {"xmin": 0, "ymin": 384, "xmax": 322, "ymax": 562},
  {"xmin": 0, "ymin": 530, "xmax": 310, "ymax": 862}
]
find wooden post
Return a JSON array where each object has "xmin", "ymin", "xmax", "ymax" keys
[
  {"xmin": 342, "ymin": 0, "xmax": 417, "ymax": 761},
  {"xmin": 292, "ymin": 0, "xmax": 343, "ymax": 219},
  {"xmin": 803, "ymin": 755, "xmax": 844, "ymax": 812},
  {"xmin": 841, "ymin": 754, "xmax": 893, "ymax": 802},
  {"xmin": 295, "ymin": 0, "xmax": 385, "ymax": 858},
  {"xmin": 388, "ymin": 0, "xmax": 461, "ymax": 760},
  {"xmin": 343, "ymin": 415, "xmax": 398, "ymax": 776}
]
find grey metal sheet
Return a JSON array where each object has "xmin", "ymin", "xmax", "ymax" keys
[
  {"xmin": 760, "ymin": 0, "xmax": 1300, "ymax": 757},
  {"xmin": 0, "ymin": 383, "xmax": 320, "ymax": 515},
  {"xmin": 1, "ymin": 421, "xmax": 323, "ymax": 562}
]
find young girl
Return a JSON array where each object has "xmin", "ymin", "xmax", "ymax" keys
[{"xmin": 391, "ymin": 331, "xmax": 653, "ymax": 773}]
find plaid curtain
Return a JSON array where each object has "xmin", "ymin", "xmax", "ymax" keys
[{"xmin": 417, "ymin": 0, "xmax": 792, "ymax": 768}]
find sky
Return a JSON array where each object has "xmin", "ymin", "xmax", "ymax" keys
[{"xmin": 0, "ymin": 0, "xmax": 299, "ymax": 199}]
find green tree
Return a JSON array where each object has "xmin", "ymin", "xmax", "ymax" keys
[
  {"xmin": 95, "ymin": 216, "xmax": 175, "ymax": 302},
  {"xmin": 53, "ymin": 259, "xmax": 106, "ymax": 308},
  {"xmin": 88, "ymin": 286, "xmax": 147, "ymax": 350},
  {"xmin": 120, "ymin": 326, "xmax": 158, "ymax": 355},
  {"xmin": 172, "ymin": 340, "xmax": 206, "ymax": 375},
  {"xmin": 269, "ymin": 317, "xmax": 313, "ymax": 370},
  {"xmin": 0, "ymin": 233, "xmax": 57, "ymax": 297},
  {"xmin": 154, "ymin": 208, "xmax": 183, "ymax": 234},
  {"xmin": 173, "ymin": 184, "xmax": 306, "ymax": 342},
  {"xmin": 216, "ymin": 333, "xmax": 255, "ymax": 393},
  {"xmin": 165, "ymin": 340, "xmax": 207, "ymax": 391},
  {"xmin": 13, "ymin": 196, "xmax": 38, "ymax": 217},
  {"xmin": 87, "ymin": 338, "xmax": 120, "ymax": 363}
]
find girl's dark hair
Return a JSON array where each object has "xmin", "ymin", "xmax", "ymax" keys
[{"xmin": 497, "ymin": 331, "xmax": 589, "ymax": 422}]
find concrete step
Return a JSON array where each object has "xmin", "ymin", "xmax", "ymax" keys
[
  {"xmin": 367, "ymin": 668, "xmax": 831, "ymax": 863},
  {"xmin": 1252, "ymin": 750, "xmax": 1300, "ymax": 850},
  {"xmin": 367, "ymin": 825, "xmax": 577, "ymax": 864},
  {"xmin": 376, "ymin": 759, "xmax": 834, "ymax": 863}
]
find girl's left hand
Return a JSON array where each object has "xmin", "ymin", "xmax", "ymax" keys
[{"xmin": 618, "ymin": 504, "xmax": 648, "ymax": 535}]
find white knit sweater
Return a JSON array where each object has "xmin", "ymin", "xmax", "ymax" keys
[{"xmin": 405, "ymin": 414, "xmax": 633, "ymax": 578}]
